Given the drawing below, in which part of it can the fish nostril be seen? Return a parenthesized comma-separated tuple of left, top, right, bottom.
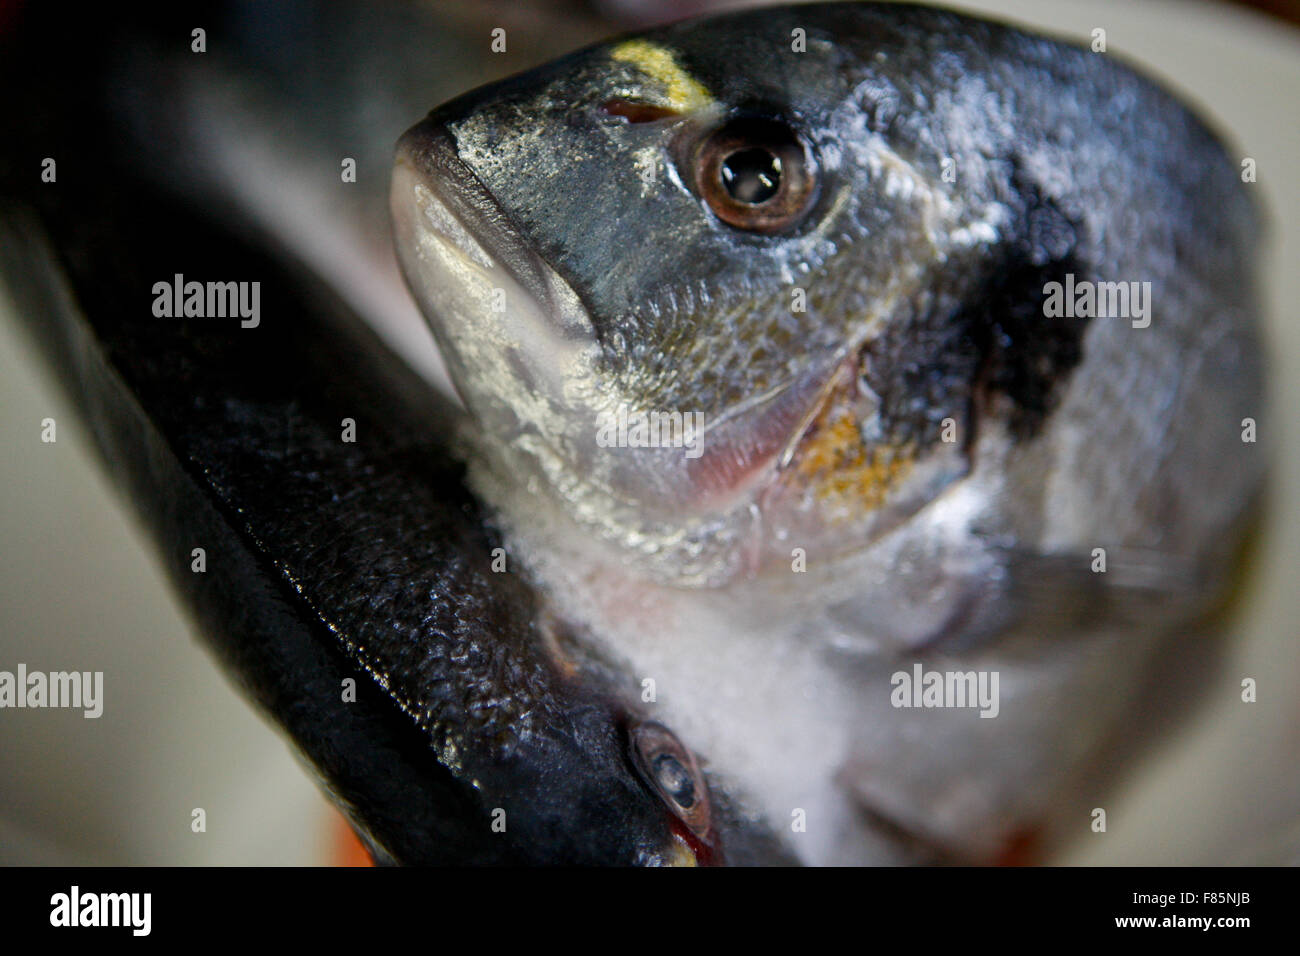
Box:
(600, 98, 682, 123)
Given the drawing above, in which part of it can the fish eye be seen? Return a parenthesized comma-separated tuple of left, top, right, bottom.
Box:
(629, 721, 712, 839)
(694, 117, 817, 233)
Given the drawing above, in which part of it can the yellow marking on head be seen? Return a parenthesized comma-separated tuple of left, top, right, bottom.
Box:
(609, 40, 713, 112)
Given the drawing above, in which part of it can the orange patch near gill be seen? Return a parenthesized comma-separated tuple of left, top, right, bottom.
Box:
(790, 403, 915, 519)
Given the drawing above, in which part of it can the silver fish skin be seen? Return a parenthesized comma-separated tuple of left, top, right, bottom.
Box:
(393, 3, 1266, 863)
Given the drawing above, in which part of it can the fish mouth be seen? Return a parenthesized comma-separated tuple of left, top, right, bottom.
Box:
(390, 120, 598, 421)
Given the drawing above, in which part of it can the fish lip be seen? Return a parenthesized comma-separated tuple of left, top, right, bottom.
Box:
(391, 116, 602, 476)
(391, 119, 594, 344)
(392, 121, 539, 302)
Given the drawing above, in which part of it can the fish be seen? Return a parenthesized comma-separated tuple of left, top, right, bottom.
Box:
(391, 2, 1267, 863)
(0, 0, 1270, 866)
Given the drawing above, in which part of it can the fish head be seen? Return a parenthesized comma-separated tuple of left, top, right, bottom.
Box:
(389, 3, 1265, 866)
(393, 7, 1028, 586)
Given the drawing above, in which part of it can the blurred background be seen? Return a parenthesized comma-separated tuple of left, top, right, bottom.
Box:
(1, 0, 1297, 864)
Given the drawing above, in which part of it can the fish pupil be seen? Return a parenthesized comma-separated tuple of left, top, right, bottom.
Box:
(721, 148, 782, 204)
(653, 752, 696, 808)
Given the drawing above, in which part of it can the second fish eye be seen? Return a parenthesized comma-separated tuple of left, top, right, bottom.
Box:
(694, 117, 817, 233)
(629, 721, 712, 839)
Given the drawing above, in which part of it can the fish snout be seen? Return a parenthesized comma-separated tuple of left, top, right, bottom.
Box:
(391, 120, 599, 429)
